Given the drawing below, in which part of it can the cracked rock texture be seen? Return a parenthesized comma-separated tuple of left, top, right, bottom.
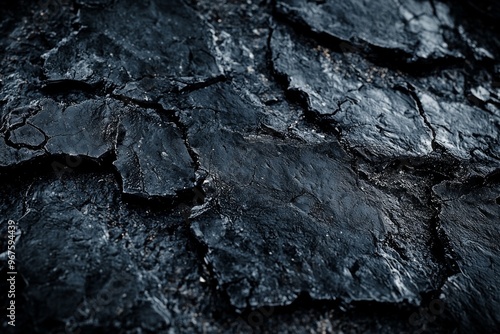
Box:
(0, 0, 499, 333)
(275, 0, 461, 61)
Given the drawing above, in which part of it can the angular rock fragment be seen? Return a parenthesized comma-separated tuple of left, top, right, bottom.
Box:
(275, 0, 461, 61)
(0, 140, 44, 167)
(113, 108, 194, 198)
(271, 28, 434, 158)
(1, 97, 195, 198)
(1, 98, 120, 165)
(277, 0, 460, 59)
(9, 123, 46, 149)
(180, 83, 442, 309)
(30, 99, 120, 157)
(43, 0, 221, 86)
(417, 91, 500, 170)
(1, 104, 46, 165)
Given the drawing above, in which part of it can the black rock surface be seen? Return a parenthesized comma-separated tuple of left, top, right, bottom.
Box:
(434, 180, 500, 332)
(0, 0, 499, 333)
(275, 0, 462, 61)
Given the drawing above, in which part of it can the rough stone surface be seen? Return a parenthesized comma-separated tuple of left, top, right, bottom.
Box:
(179, 82, 443, 310)
(275, 0, 462, 61)
(0, 0, 499, 333)
(113, 108, 194, 198)
(271, 26, 435, 159)
(434, 181, 500, 332)
(43, 0, 221, 85)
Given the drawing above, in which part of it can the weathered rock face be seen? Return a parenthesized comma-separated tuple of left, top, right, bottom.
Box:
(271, 26, 500, 169)
(43, 0, 221, 85)
(271, 26, 436, 159)
(434, 181, 500, 332)
(275, 0, 461, 61)
(1, 169, 222, 333)
(177, 82, 443, 310)
(113, 108, 194, 198)
(0, 0, 499, 333)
